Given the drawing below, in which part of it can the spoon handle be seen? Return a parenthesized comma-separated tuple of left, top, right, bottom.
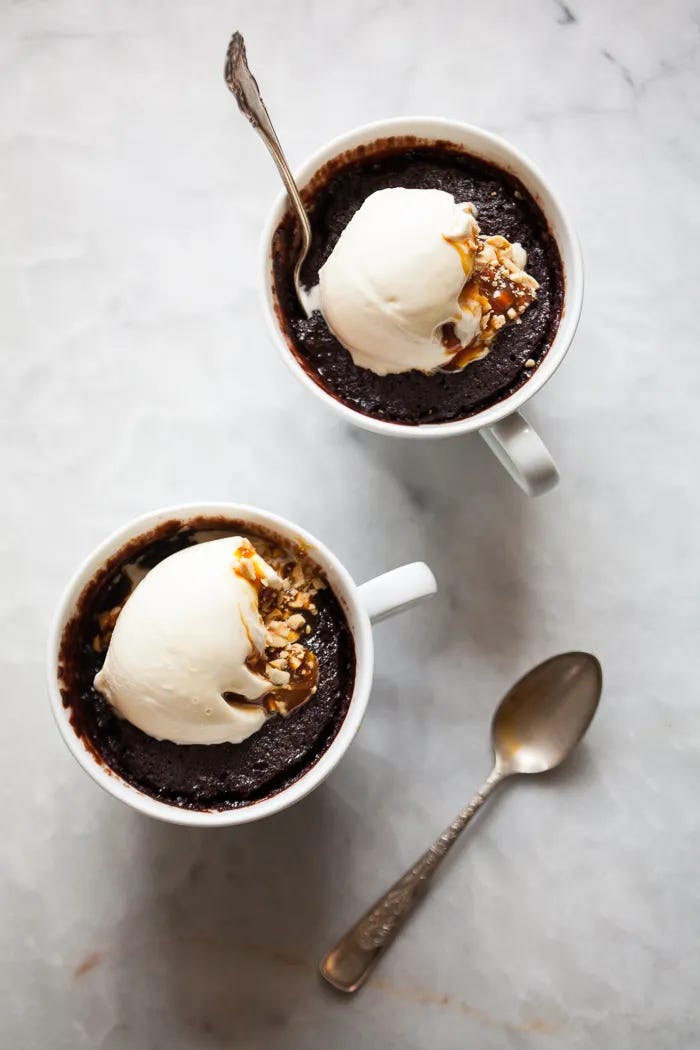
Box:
(224, 33, 311, 259)
(320, 767, 504, 993)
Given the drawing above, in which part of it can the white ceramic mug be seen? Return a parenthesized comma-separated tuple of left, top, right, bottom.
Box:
(260, 117, 584, 497)
(47, 502, 437, 827)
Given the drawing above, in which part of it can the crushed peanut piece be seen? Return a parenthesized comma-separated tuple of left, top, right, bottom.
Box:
(265, 630, 289, 649)
(266, 665, 291, 687)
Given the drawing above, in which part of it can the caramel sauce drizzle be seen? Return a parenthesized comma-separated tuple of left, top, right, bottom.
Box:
(439, 249, 537, 369)
(228, 544, 321, 719)
(223, 648, 318, 717)
(443, 234, 476, 277)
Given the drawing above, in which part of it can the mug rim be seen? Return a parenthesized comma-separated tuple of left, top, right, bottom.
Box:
(259, 115, 584, 438)
(46, 502, 374, 827)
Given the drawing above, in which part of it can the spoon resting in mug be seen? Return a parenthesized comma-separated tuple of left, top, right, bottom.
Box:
(224, 32, 313, 315)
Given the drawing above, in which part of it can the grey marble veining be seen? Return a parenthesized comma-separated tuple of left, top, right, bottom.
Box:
(1, 1, 699, 1047)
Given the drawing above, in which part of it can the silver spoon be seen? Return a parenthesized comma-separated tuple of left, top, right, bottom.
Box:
(224, 32, 312, 314)
(320, 651, 602, 993)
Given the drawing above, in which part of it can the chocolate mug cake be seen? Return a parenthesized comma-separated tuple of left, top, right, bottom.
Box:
(58, 517, 356, 811)
(271, 138, 565, 425)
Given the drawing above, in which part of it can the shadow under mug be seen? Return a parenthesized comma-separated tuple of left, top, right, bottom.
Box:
(260, 116, 584, 497)
(46, 503, 437, 828)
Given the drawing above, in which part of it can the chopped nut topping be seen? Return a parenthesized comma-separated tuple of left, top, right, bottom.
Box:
(291, 563, 305, 588)
(237, 556, 256, 582)
(245, 533, 326, 715)
(265, 631, 289, 649)
(266, 665, 291, 687)
(288, 591, 310, 609)
(441, 229, 539, 370)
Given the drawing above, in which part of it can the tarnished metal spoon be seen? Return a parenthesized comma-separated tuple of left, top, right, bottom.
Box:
(321, 651, 602, 993)
(224, 32, 312, 314)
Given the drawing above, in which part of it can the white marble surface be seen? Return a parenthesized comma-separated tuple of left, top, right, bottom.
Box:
(2, 0, 699, 1046)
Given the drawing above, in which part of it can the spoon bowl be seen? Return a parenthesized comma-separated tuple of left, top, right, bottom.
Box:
(492, 651, 602, 776)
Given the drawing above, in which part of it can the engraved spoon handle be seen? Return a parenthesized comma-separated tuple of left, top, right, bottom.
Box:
(224, 33, 311, 298)
(320, 767, 506, 993)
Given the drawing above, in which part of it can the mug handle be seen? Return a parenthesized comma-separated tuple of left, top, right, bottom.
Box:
(358, 563, 437, 624)
(480, 411, 559, 497)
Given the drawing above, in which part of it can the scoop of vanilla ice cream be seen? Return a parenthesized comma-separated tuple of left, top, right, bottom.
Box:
(94, 537, 284, 746)
(317, 188, 481, 375)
